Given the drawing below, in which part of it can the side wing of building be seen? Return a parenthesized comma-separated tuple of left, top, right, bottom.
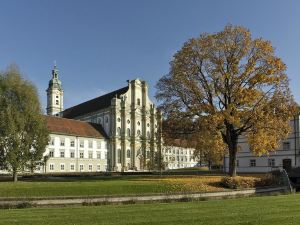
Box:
(41, 116, 109, 173)
(163, 146, 197, 169)
(224, 116, 300, 173)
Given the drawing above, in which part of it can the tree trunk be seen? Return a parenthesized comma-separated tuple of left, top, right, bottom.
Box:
(13, 170, 18, 182)
(229, 141, 237, 177)
(228, 149, 237, 177)
(224, 122, 238, 177)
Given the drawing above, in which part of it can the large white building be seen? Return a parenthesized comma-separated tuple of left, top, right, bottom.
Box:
(43, 65, 196, 172)
(224, 117, 300, 173)
(163, 146, 197, 169)
(43, 116, 109, 173)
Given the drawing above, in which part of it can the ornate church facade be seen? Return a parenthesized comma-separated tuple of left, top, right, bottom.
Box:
(46, 65, 163, 172)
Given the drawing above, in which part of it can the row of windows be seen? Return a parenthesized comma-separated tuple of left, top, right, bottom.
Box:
(168, 164, 196, 169)
(49, 163, 106, 172)
(49, 150, 107, 159)
(49, 138, 106, 149)
(165, 156, 194, 162)
(236, 159, 276, 167)
(116, 128, 154, 138)
(116, 119, 156, 128)
(115, 149, 153, 163)
(164, 149, 193, 155)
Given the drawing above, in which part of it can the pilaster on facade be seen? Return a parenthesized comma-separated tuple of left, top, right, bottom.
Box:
(121, 98, 127, 171)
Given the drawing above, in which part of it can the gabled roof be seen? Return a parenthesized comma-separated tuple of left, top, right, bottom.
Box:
(44, 116, 108, 139)
(62, 86, 129, 119)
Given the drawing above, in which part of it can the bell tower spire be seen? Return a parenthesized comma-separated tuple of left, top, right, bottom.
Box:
(46, 62, 64, 116)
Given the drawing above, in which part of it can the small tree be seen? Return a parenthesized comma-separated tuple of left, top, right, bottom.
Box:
(0, 65, 49, 182)
(42, 155, 50, 173)
(156, 25, 297, 177)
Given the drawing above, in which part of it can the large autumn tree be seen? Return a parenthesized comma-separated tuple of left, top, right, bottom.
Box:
(0, 65, 49, 182)
(156, 25, 297, 176)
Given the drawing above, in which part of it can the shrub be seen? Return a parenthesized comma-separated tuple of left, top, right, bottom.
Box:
(255, 173, 280, 187)
(220, 176, 257, 189)
(221, 174, 280, 189)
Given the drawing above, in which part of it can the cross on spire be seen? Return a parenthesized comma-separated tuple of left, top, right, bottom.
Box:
(52, 61, 58, 79)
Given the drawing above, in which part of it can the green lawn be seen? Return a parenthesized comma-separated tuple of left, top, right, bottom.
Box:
(0, 194, 299, 225)
(0, 175, 227, 198)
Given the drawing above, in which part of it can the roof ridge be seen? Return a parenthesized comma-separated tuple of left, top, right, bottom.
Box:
(44, 115, 108, 139)
(63, 86, 128, 112)
(44, 115, 98, 124)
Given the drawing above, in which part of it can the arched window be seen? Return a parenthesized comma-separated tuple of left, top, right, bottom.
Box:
(117, 127, 121, 136)
(127, 149, 131, 158)
(127, 128, 131, 137)
(56, 100, 59, 105)
(137, 130, 141, 136)
(137, 98, 140, 105)
(105, 116, 109, 123)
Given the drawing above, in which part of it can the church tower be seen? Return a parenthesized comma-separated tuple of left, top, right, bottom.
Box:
(46, 64, 64, 116)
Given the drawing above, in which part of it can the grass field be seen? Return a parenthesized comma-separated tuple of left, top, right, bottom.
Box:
(0, 194, 299, 225)
(0, 175, 229, 198)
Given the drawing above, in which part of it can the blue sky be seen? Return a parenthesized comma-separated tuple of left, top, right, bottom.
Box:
(0, 0, 299, 112)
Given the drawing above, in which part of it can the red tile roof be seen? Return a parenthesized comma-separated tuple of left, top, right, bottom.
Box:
(44, 116, 108, 139)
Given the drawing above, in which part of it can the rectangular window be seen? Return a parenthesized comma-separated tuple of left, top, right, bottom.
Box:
(60, 164, 65, 171)
(60, 151, 65, 158)
(88, 151, 93, 159)
(80, 152, 84, 158)
(88, 140, 93, 149)
(70, 140, 75, 147)
(50, 138, 55, 146)
(70, 151, 75, 158)
(80, 140, 84, 148)
(88, 164, 93, 171)
(250, 159, 256, 167)
(49, 150, 54, 157)
(49, 164, 54, 171)
(97, 141, 101, 149)
(79, 164, 84, 171)
(97, 164, 101, 171)
(97, 151, 101, 159)
(60, 139, 65, 147)
(283, 142, 290, 151)
(268, 158, 275, 167)
(70, 164, 75, 171)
